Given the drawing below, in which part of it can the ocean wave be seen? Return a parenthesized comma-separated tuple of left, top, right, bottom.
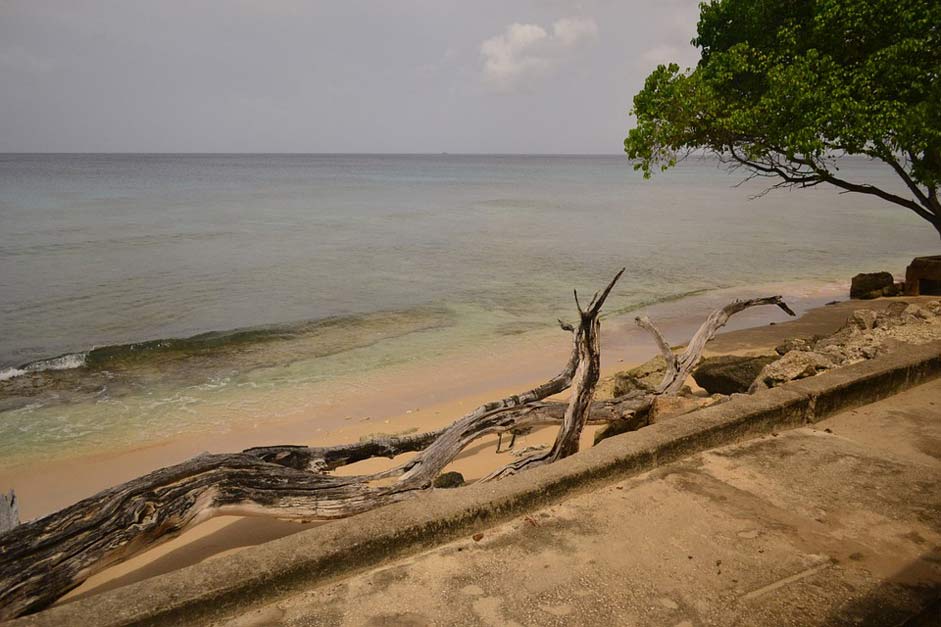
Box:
(1, 307, 455, 383)
(601, 288, 714, 319)
(0, 352, 88, 381)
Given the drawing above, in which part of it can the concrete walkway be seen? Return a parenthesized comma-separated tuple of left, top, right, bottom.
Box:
(221, 380, 941, 627)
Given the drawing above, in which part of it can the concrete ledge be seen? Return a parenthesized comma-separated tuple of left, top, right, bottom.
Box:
(787, 341, 941, 419)
(12, 341, 941, 626)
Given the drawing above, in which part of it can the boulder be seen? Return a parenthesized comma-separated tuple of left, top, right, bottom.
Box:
(692, 354, 778, 395)
(850, 272, 895, 299)
(432, 471, 464, 489)
(750, 351, 835, 391)
(904, 256, 941, 295)
(612, 355, 666, 396)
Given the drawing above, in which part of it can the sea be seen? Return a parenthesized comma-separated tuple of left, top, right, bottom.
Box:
(0, 153, 935, 468)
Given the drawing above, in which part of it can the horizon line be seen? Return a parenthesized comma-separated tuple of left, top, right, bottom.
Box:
(0, 151, 631, 157)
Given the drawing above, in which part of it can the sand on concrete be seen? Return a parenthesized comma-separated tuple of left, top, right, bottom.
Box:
(218, 377, 941, 627)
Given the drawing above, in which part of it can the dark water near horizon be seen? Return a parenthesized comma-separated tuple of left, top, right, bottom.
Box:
(0, 153, 936, 465)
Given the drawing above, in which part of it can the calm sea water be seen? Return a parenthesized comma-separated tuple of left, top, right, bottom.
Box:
(0, 154, 935, 465)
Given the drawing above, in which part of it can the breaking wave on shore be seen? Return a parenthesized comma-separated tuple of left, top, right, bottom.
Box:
(0, 353, 89, 382)
(0, 307, 456, 410)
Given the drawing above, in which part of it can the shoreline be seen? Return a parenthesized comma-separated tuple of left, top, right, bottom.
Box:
(26, 279, 915, 605)
(2, 277, 851, 523)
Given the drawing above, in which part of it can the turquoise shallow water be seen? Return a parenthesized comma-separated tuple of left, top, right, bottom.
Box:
(0, 154, 936, 466)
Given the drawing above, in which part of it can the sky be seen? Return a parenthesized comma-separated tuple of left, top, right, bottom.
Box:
(0, 0, 703, 153)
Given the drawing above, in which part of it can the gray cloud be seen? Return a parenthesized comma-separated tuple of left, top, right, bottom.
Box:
(0, 0, 703, 153)
(480, 17, 599, 90)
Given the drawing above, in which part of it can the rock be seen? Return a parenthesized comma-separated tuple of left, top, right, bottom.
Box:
(818, 343, 852, 364)
(648, 394, 707, 422)
(774, 337, 819, 356)
(750, 351, 836, 391)
(850, 272, 894, 299)
(904, 255, 941, 295)
(433, 471, 465, 489)
(848, 309, 877, 331)
(692, 355, 778, 395)
(611, 374, 654, 396)
(612, 355, 666, 396)
(883, 301, 911, 317)
(873, 301, 911, 330)
(903, 304, 932, 320)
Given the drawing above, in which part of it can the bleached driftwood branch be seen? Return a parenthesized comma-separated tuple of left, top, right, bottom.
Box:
(0, 490, 17, 534)
(636, 296, 796, 394)
(0, 275, 793, 619)
(0, 272, 625, 618)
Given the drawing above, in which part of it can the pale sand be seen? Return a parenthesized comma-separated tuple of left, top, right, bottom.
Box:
(1, 280, 870, 603)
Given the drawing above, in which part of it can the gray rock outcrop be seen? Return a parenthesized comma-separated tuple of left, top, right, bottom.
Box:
(850, 272, 895, 299)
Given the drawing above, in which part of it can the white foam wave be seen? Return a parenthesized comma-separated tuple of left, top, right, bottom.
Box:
(0, 352, 87, 381)
(0, 368, 25, 382)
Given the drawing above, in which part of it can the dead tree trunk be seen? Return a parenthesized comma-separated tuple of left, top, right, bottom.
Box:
(0, 276, 793, 620)
(482, 270, 621, 480)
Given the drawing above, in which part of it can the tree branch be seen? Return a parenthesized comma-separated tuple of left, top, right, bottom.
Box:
(645, 296, 795, 395)
(725, 144, 941, 231)
(634, 315, 677, 371)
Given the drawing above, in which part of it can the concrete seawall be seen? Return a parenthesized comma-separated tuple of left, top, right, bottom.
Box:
(11, 341, 941, 626)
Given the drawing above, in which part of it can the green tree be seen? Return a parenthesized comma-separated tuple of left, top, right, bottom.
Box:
(625, 0, 941, 236)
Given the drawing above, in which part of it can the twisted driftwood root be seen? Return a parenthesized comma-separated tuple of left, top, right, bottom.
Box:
(0, 275, 794, 619)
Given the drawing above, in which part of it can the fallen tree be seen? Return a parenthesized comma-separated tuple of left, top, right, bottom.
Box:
(0, 271, 795, 619)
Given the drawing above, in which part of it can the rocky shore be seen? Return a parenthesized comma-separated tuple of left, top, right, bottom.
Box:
(599, 297, 941, 435)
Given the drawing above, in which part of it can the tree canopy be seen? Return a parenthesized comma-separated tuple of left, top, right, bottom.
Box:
(625, 0, 941, 236)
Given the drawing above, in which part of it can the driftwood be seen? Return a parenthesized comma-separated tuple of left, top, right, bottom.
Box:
(0, 273, 794, 619)
(481, 276, 617, 480)
(636, 296, 796, 394)
(0, 491, 17, 535)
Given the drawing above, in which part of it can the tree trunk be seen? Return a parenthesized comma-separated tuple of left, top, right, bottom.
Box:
(482, 271, 621, 480)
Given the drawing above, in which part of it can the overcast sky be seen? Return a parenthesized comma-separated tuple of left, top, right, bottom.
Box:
(0, 1, 702, 153)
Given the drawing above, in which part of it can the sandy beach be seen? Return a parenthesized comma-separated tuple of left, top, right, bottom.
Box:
(7, 279, 888, 604)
